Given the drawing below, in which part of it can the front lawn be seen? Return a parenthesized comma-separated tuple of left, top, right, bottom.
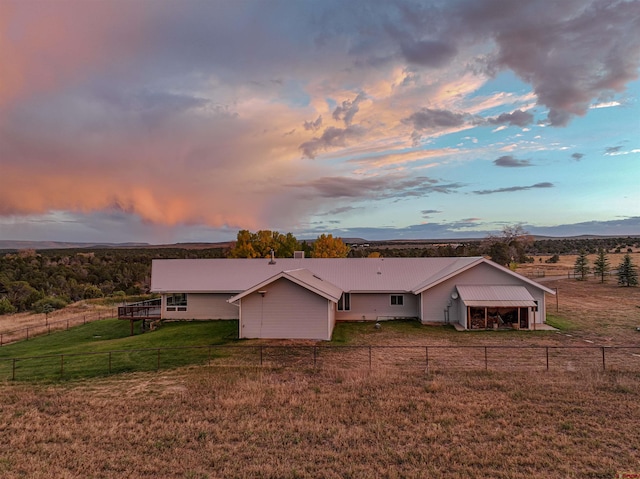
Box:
(0, 319, 238, 381)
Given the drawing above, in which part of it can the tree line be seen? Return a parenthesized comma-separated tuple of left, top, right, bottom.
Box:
(1, 229, 637, 315)
(573, 249, 638, 286)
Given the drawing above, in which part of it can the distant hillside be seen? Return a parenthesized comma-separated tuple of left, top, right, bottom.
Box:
(0, 240, 149, 251)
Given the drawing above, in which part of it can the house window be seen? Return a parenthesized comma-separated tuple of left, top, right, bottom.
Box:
(390, 294, 404, 306)
(338, 292, 351, 311)
(166, 293, 187, 312)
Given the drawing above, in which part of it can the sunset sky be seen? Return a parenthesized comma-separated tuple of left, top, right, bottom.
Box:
(1, 0, 639, 244)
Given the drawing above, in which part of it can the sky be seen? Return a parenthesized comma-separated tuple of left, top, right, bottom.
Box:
(1, 0, 639, 244)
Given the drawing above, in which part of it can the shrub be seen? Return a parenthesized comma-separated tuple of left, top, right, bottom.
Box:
(32, 296, 69, 314)
(545, 254, 560, 264)
(0, 297, 17, 315)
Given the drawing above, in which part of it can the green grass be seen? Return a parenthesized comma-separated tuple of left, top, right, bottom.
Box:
(331, 319, 460, 344)
(545, 314, 578, 331)
(0, 319, 238, 381)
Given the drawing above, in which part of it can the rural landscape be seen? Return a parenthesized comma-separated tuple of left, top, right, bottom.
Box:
(3, 1, 640, 477)
(1, 235, 639, 478)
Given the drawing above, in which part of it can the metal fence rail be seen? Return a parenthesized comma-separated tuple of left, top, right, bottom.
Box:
(2, 344, 640, 381)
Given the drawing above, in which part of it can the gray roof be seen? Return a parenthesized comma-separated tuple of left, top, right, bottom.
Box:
(456, 285, 538, 307)
(151, 256, 550, 294)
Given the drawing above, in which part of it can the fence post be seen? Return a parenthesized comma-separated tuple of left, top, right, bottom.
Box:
(60, 355, 64, 376)
(368, 346, 372, 370)
(84, 315, 86, 325)
(546, 347, 549, 371)
(602, 347, 606, 371)
(313, 346, 317, 368)
(26, 328, 29, 341)
(157, 349, 160, 370)
(1, 333, 3, 346)
(208, 346, 211, 366)
(109, 351, 112, 374)
(12, 358, 16, 380)
(484, 346, 488, 371)
(425, 346, 429, 373)
(48, 324, 51, 335)
(66, 319, 69, 330)
(260, 346, 263, 366)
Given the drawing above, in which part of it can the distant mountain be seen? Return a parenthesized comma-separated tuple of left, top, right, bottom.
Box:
(0, 240, 149, 251)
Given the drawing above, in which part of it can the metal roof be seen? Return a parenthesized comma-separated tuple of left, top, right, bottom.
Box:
(150, 257, 486, 294)
(456, 285, 537, 307)
(151, 257, 554, 296)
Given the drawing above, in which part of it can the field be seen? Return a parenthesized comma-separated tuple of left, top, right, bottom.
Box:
(1, 277, 640, 477)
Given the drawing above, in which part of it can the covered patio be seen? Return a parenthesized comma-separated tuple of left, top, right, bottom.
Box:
(456, 285, 538, 330)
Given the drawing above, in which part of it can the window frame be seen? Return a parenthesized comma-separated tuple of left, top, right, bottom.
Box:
(390, 294, 404, 306)
(166, 293, 188, 312)
(337, 292, 351, 311)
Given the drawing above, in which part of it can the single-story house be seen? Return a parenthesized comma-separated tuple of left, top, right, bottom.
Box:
(150, 256, 555, 340)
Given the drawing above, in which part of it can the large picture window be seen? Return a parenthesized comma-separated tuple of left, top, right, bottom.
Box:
(390, 294, 404, 306)
(337, 292, 351, 311)
(166, 293, 188, 312)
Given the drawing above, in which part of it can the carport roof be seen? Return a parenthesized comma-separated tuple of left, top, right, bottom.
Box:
(456, 285, 538, 307)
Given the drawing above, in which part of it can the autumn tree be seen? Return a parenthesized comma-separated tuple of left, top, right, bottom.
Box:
(227, 230, 301, 258)
(311, 234, 350, 258)
(593, 249, 610, 283)
(483, 225, 533, 266)
(228, 230, 259, 258)
(617, 254, 638, 287)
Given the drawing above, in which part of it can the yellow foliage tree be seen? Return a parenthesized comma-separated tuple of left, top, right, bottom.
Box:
(311, 234, 350, 258)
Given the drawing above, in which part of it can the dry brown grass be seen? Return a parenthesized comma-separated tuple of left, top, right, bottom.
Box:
(0, 302, 115, 344)
(519, 251, 640, 277)
(1, 367, 639, 478)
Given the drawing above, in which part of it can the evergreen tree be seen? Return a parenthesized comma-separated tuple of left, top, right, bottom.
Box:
(617, 254, 638, 287)
(593, 249, 610, 283)
(573, 250, 590, 281)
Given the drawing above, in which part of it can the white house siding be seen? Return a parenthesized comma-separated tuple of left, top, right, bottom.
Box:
(162, 293, 239, 320)
(421, 262, 548, 328)
(239, 278, 331, 340)
(336, 293, 419, 321)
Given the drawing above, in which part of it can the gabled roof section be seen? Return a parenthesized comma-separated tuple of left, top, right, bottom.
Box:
(227, 268, 342, 304)
(412, 257, 556, 295)
(456, 285, 537, 307)
(411, 257, 483, 293)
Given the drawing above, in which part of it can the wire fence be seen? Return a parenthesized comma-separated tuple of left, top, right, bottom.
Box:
(0, 309, 117, 346)
(2, 343, 640, 381)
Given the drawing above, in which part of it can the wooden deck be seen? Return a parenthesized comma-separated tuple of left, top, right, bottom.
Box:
(117, 304, 161, 335)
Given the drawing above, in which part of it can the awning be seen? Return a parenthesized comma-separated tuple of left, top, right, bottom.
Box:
(456, 285, 537, 308)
